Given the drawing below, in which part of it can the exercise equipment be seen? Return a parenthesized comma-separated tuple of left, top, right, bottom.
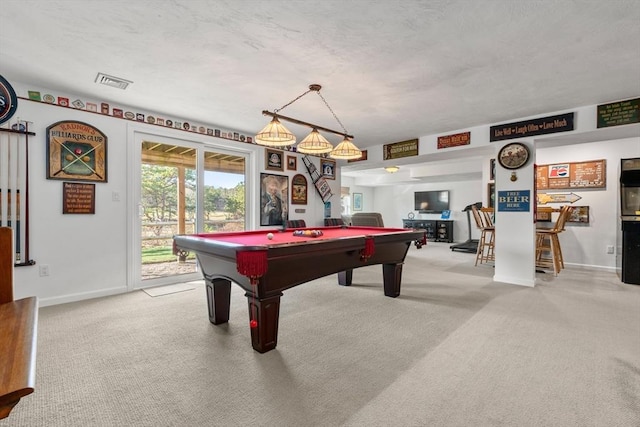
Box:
(450, 202, 482, 253)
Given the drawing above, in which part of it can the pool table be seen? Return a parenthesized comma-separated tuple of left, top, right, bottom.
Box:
(173, 226, 426, 353)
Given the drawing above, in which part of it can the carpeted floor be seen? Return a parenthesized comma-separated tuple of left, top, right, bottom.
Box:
(142, 283, 196, 297)
(2, 243, 639, 426)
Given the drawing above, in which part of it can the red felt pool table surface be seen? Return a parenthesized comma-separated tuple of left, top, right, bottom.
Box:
(189, 226, 411, 246)
(174, 225, 426, 353)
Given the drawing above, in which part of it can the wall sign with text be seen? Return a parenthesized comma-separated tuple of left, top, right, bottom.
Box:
(383, 139, 418, 160)
(47, 121, 108, 182)
(437, 131, 470, 149)
(63, 182, 95, 214)
(597, 98, 639, 128)
(497, 190, 530, 212)
(490, 113, 574, 142)
(0, 74, 18, 125)
(536, 159, 606, 190)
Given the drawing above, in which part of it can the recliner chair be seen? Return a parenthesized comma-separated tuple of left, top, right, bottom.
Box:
(350, 212, 384, 227)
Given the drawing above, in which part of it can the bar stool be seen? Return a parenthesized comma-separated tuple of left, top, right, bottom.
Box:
(471, 205, 495, 266)
(536, 206, 573, 275)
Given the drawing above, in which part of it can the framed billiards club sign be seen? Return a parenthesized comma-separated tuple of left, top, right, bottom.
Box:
(46, 120, 108, 182)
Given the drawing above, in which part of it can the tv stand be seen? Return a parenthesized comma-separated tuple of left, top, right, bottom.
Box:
(403, 219, 453, 243)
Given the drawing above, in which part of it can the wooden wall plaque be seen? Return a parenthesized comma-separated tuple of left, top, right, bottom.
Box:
(437, 131, 470, 149)
(597, 98, 639, 128)
(536, 159, 606, 190)
(63, 182, 95, 214)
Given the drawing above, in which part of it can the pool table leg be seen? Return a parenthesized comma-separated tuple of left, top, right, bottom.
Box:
(382, 263, 404, 297)
(338, 269, 353, 286)
(246, 292, 282, 353)
(205, 278, 231, 324)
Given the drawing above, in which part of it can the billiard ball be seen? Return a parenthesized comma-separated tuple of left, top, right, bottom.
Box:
(267, 233, 274, 240)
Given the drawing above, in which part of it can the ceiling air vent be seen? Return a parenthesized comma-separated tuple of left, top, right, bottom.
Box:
(95, 73, 133, 90)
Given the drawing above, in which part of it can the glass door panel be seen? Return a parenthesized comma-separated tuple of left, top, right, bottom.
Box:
(138, 141, 247, 283)
(140, 141, 197, 281)
(203, 149, 246, 233)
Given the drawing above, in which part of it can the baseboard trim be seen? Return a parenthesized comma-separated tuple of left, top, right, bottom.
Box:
(38, 286, 128, 307)
(564, 263, 617, 272)
(493, 274, 535, 287)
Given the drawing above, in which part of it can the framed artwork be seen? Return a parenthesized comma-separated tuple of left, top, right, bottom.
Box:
(490, 158, 496, 181)
(487, 183, 495, 208)
(287, 155, 297, 171)
(567, 206, 589, 223)
(353, 192, 363, 211)
(315, 178, 332, 200)
(321, 158, 336, 179)
(265, 148, 284, 171)
(291, 174, 307, 205)
(536, 211, 552, 222)
(46, 120, 108, 182)
(348, 149, 368, 163)
(260, 173, 288, 226)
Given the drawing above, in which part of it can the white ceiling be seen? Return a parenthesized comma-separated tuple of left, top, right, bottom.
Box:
(2, 0, 639, 184)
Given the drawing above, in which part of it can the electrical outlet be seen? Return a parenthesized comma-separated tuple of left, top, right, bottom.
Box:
(606, 245, 614, 254)
(39, 265, 50, 276)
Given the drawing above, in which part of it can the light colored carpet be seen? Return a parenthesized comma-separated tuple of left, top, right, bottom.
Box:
(2, 243, 638, 427)
(142, 282, 196, 297)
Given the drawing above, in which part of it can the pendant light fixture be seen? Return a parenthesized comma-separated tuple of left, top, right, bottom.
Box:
(255, 84, 363, 160)
(255, 116, 296, 147)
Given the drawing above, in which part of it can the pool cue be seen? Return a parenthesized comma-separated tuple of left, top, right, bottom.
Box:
(18, 122, 34, 266)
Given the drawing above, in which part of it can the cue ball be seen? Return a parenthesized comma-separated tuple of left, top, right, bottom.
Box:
(267, 233, 274, 240)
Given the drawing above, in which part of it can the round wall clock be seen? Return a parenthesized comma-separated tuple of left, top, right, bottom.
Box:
(497, 142, 530, 170)
(408, 212, 415, 219)
(0, 74, 18, 125)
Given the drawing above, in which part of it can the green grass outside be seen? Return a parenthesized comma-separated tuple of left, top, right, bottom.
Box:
(141, 246, 196, 264)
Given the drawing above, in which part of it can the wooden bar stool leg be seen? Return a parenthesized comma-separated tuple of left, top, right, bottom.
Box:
(549, 234, 560, 276)
(475, 230, 485, 266)
(487, 230, 495, 261)
(555, 234, 565, 269)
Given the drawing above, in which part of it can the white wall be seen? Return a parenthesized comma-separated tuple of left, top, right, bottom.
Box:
(10, 82, 340, 305)
(361, 137, 639, 273)
(536, 137, 640, 269)
(373, 181, 483, 240)
(6, 78, 638, 304)
(15, 101, 130, 305)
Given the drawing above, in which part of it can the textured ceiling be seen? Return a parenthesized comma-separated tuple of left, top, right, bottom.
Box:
(1, 0, 639, 182)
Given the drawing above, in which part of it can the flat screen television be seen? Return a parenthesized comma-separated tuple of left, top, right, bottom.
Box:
(414, 190, 450, 213)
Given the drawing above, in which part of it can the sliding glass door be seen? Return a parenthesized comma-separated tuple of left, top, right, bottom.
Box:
(129, 131, 248, 289)
(140, 141, 198, 281)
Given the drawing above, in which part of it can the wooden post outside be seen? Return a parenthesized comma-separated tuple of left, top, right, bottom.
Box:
(176, 167, 186, 262)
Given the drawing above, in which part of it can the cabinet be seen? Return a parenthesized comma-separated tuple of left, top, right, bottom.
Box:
(621, 220, 640, 285)
(402, 219, 453, 243)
